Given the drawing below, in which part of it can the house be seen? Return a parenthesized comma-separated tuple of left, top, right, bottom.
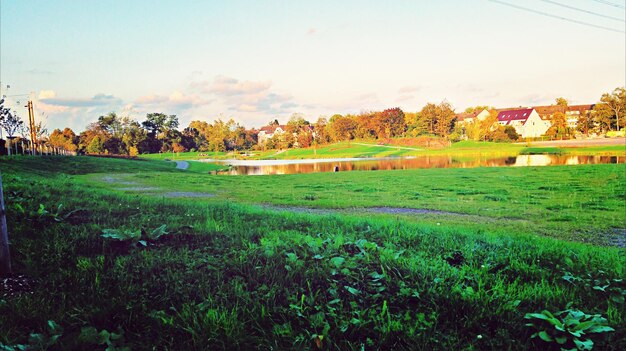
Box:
(257, 124, 316, 147)
(497, 108, 550, 138)
(257, 124, 286, 144)
(455, 109, 491, 126)
(533, 104, 595, 128)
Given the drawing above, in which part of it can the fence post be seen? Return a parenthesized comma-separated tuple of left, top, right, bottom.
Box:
(0, 171, 12, 276)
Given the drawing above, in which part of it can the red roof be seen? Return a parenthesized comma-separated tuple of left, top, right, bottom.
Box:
(455, 111, 479, 121)
(259, 125, 286, 133)
(497, 108, 534, 125)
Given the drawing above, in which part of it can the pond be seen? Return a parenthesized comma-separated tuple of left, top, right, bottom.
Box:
(201, 155, 625, 175)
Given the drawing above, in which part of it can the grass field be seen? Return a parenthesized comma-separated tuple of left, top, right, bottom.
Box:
(83, 159, 626, 245)
(1, 156, 625, 350)
(140, 140, 626, 162)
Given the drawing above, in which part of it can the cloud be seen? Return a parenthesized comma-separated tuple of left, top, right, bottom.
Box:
(192, 75, 299, 114)
(134, 91, 212, 112)
(398, 86, 421, 94)
(40, 93, 123, 107)
(206, 75, 271, 96)
(38, 90, 56, 99)
(396, 95, 414, 102)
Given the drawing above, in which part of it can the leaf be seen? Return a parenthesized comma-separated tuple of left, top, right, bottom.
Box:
(555, 335, 568, 344)
(37, 204, 48, 216)
(149, 224, 168, 240)
(573, 338, 594, 350)
(312, 254, 324, 260)
(538, 331, 553, 342)
(79, 327, 100, 343)
(586, 325, 615, 333)
(345, 286, 360, 295)
(138, 240, 147, 247)
(610, 294, 625, 304)
(525, 312, 552, 321)
(329, 257, 345, 268)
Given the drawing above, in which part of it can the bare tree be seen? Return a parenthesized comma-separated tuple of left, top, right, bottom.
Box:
(0, 99, 24, 156)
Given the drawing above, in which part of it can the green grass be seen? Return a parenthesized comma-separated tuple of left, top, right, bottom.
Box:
(81, 159, 626, 245)
(138, 140, 626, 161)
(1, 156, 624, 350)
(185, 161, 229, 173)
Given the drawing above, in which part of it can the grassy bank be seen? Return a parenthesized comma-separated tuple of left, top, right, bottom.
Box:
(1, 156, 624, 350)
(139, 140, 626, 162)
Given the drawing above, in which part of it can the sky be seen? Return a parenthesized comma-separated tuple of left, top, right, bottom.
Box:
(1, 0, 625, 133)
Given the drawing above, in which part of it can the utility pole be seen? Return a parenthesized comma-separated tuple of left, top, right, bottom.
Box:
(0, 171, 11, 276)
(27, 101, 36, 155)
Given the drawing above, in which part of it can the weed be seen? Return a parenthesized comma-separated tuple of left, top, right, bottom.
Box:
(525, 309, 614, 350)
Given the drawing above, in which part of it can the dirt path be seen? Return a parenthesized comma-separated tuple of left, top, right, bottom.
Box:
(174, 161, 189, 170)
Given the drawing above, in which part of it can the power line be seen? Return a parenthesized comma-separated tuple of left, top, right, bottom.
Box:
(489, 0, 625, 34)
(540, 0, 625, 22)
(588, 0, 626, 9)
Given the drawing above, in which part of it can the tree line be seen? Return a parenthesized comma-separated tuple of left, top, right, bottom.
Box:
(1, 87, 624, 155)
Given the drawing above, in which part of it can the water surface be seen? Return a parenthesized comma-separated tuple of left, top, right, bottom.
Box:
(202, 155, 624, 175)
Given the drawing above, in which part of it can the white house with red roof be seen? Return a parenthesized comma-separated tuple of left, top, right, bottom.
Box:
(455, 109, 491, 126)
(258, 124, 287, 144)
(497, 108, 550, 138)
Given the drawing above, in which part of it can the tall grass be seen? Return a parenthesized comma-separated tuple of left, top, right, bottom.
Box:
(0, 156, 624, 350)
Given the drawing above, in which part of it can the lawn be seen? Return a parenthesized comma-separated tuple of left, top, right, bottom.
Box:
(82, 159, 626, 245)
(138, 140, 626, 162)
(0, 156, 624, 350)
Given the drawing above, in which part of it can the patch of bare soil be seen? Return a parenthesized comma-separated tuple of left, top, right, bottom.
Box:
(101, 176, 136, 185)
(607, 228, 626, 248)
(260, 205, 335, 215)
(162, 192, 215, 198)
(364, 207, 455, 216)
(118, 187, 160, 191)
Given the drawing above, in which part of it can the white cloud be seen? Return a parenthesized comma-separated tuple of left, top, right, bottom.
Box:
(191, 75, 299, 114)
(38, 90, 56, 99)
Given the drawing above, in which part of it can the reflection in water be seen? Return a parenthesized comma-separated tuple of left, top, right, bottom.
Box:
(214, 155, 624, 175)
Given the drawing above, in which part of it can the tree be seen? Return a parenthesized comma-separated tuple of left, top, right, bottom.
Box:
(121, 119, 147, 155)
(0, 100, 24, 156)
(49, 128, 78, 152)
(546, 112, 571, 139)
(171, 142, 186, 155)
(599, 87, 626, 131)
(330, 115, 357, 142)
(416, 101, 456, 137)
(576, 110, 594, 136)
(591, 103, 614, 133)
(314, 117, 330, 144)
(555, 97, 569, 113)
(141, 113, 179, 153)
(377, 108, 406, 139)
(86, 136, 105, 154)
(503, 126, 520, 141)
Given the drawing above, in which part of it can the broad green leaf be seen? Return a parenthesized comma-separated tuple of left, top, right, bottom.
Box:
(586, 325, 615, 333)
(538, 331, 553, 342)
(573, 338, 593, 350)
(149, 224, 168, 240)
(345, 286, 361, 295)
(329, 257, 345, 268)
(555, 336, 568, 344)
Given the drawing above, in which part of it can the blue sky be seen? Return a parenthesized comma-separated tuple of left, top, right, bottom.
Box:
(1, 0, 624, 132)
